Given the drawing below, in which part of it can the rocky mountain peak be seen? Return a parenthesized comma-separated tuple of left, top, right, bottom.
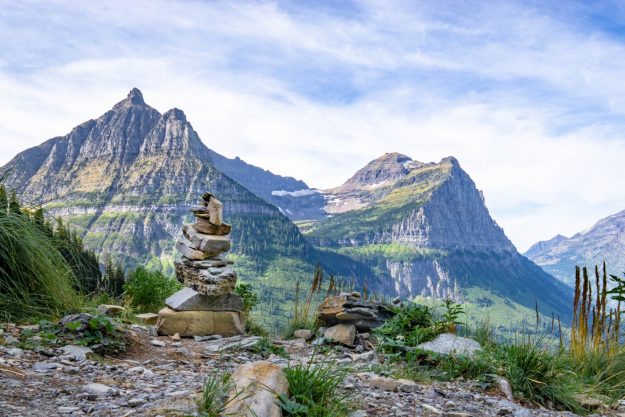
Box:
(164, 108, 187, 123)
(333, 152, 421, 193)
(112, 88, 147, 110)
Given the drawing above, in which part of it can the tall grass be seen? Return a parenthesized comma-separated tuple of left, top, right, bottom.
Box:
(0, 210, 82, 321)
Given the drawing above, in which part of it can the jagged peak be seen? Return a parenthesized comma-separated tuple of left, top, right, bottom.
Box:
(112, 88, 148, 110)
(163, 108, 187, 123)
(440, 156, 459, 166)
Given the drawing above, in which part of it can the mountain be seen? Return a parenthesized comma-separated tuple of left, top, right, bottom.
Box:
(2, 89, 573, 326)
(207, 151, 326, 221)
(525, 210, 625, 286)
(0, 89, 382, 328)
(304, 153, 572, 321)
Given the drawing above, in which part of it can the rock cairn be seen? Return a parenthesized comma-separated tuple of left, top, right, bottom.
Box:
(156, 193, 245, 337)
(317, 292, 395, 332)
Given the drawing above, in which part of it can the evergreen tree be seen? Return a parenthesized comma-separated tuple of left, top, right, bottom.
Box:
(0, 185, 7, 214)
(8, 191, 21, 215)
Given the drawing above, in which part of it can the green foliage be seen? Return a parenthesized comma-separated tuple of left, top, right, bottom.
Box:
(66, 314, 126, 353)
(251, 337, 288, 359)
(197, 369, 235, 417)
(245, 317, 269, 337)
(373, 303, 438, 354)
(0, 200, 82, 321)
(279, 357, 351, 417)
(235, 282, 260, 315)
(123, 267, 182, 313)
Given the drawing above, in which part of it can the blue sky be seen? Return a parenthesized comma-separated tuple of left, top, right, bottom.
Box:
(2, 0, 625, 251)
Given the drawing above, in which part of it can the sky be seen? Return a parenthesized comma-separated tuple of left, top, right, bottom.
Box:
(2, 0, 625, 251)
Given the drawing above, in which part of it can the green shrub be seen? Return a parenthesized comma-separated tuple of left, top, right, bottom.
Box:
(373, 303, 438, 353)
(279, 357, 351, 417)
(251, 337, 288, 358)
(123, 267, 181, 313)
(0, 208, 82, 321)
(234, 282, 260, 315)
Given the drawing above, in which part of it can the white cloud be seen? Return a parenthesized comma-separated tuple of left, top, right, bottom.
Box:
(1, 0, 625, 252)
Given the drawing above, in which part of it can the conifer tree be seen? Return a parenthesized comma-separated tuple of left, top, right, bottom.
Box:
(8, 191, 21, 215)
(0, 185, 7, 213)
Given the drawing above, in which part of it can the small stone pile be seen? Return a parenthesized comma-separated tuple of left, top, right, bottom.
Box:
(156, 193, 245, 337)
(317, 292, 395, 332)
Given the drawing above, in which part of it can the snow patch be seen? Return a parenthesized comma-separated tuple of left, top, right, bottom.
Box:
(271, 189, 319, 197)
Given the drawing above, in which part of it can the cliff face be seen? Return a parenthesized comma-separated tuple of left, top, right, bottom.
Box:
(525, 210, 625, 286)
(306, 154, 570, 318)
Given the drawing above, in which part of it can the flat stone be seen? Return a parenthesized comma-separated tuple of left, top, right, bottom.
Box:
(32, 362, 62, 372)
(192, 220, 231, 236)
(136, 313, 159, 325)
(6, 348, 24, 357)
(97, 304, 126, 316)
(224, 361, 288, 417)
(182, 257, 233, 269)
(416, 333, 482, 357)
(182, 226, 231, 257)
(82, 383, 116, 396)
(176, 236, 210, 260)
(150, 339, 166, 347)
(156, 308, 245, 337)
(165, 287, 243, 311)
(59, 345, 92, 361)
(324, 324, 356, 346)
(194, 335, 223, 342)
(175, 262, 237, 296)
(203, 336, 262, 353)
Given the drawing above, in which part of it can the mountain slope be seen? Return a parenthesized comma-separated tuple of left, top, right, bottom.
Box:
(525, 210, 625, 286)
(0, 89, 384, 328)
(306, 153, 572, 320)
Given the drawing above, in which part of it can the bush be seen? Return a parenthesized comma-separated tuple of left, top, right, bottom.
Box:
(234, 282, 260, 315)
(373, 303, 438, 353)
(0, 208, 82, 321)
(197, 369, 235, 417)
(123, 267, 181, 313)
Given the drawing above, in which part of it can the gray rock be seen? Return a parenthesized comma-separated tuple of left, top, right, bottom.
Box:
(82, 383, 116, 397)
(147, 325, 158, 337)
(59, 345, 93, 361)
(175, 262, 238, 296)
(150, 339, 166, 347)
(416, 333, 481, 357)
(513, 410, 534, 417)
(204, 336, 262, 353)
(182, 226, 231, 257)
(324, 324, 356, 345)
(128, 397, 146, 407)
(194, 335, 223, 342)
(32, 362, 62, 372)
(165, 287, 243, 311)
(6, 348, 24, 357)
(293, 329, 314, 341)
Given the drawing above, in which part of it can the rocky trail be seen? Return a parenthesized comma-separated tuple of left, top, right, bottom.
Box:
(0, 323, 618, 417)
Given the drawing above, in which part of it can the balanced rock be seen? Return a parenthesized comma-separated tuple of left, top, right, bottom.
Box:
(175, 262, 237, 296)
(156, 308, 245, 337)
(317, 295, 394, 332)
(175, 235, 210, 261)
(193, 219, 231, 236)
(166, 287, 243, 311)
(179, 228, 231, 258)
(224, 361, 288, 417)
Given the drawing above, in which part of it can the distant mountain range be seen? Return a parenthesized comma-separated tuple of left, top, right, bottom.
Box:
(525, 210, 625, 286)
(1, 89, 572, 325)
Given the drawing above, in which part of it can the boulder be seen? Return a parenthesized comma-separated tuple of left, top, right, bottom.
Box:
(223, 361, 287, 417)
(293, 329, 314, 341)
(165, 287, 243, 311)
(416, 333, 482, 357)
(175, 262, 237, 296)
(135, 313, 159, 325)
(156, 308, 245, 337)
(324, 324, 356, 345)
(182, 226, 231, 256)
(96, 304, 125, 316)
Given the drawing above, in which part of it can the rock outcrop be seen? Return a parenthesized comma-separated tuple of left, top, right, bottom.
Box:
(156, 193, 245, 337)
(317, 294, 395, 332)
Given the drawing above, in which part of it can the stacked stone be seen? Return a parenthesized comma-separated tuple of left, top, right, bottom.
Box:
(317, 293, 395, 332)
(156, 193, 245, 337)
